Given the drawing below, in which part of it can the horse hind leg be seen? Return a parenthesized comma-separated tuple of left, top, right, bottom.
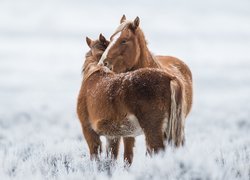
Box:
(123, 137, 135, 165)
(138, 116, 165, 155)
(144, 129, 165, 155)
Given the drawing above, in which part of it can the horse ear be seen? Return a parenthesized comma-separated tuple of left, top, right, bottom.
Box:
(99, 33, 106, 43)
(131, 16, 140, 30)
(120, 14, 126, 24)
(99, 33, 109, 46)
(86, 36, 92, 47)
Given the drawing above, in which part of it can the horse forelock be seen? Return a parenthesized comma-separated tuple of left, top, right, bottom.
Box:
(111, 20, 133, 39)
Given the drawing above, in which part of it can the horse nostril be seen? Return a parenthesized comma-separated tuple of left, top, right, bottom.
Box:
(104, 62, 108, 66)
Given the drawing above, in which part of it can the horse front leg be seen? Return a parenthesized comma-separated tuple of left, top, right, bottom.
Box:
(123, 137, 135, 165)
(106, 137, 121, 160)
(82, 125, 102, 160)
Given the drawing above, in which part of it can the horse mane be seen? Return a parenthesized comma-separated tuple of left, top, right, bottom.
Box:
(82, 51, 112, 82)
(111, 20, 133, 38)
(82, 51, 92, 73)
(82, 51, 102, 82)
(134, 26, 163, 69)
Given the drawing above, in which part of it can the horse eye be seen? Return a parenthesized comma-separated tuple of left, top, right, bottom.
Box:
(121, 40, 126, 44)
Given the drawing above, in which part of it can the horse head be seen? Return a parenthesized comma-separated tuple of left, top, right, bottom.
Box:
(98, 15, 144, 73)
(86, 34, 109, 61)
(83, 34, 109, 74)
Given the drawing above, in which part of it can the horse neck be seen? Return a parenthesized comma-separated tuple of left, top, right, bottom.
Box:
(135, 29, 159, 69)
(83, 55, 100, 80)
(83, 54, 113, 83)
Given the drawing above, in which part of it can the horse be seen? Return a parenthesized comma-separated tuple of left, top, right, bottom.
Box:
(98, 15, 193, 160)
(78, 34, 135, 164)
(77, 34, 185, 165)
(98, 15, 193, 117)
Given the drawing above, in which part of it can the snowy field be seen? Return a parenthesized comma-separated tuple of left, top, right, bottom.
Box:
(1, 0, 250, 179)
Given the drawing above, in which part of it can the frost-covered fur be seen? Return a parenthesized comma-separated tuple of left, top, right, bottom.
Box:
(77, 36, 185, 165)
(99, 15, 192, 146)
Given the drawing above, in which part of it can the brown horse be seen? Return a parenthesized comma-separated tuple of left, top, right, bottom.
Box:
(78, 34, 135, 164)
(77, 34, 185, 165)
(98, 15, 193, 117)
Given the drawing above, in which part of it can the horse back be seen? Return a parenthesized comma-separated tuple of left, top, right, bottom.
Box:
(83, 72, 128, 123)
(123, 69, 172, 116)
(156, 56, 193, 116)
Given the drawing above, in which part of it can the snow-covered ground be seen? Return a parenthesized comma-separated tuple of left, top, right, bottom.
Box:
(0, 0, 250, 179)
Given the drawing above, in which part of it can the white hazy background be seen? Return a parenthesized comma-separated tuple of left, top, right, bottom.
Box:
(0, 0, 250, 179)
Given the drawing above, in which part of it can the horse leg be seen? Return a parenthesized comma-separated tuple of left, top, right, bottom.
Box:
(138, 117, 165, 155)
(82, 125, 102, 160)
(106, 137, 121, 160)
(144, 128, 165, 155)
(123, 137, 135, 165)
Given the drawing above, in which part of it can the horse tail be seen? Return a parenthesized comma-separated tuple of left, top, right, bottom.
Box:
(166, 78, 185, 147)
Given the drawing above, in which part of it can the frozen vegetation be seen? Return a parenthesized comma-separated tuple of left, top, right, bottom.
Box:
(0, 0, 250, 179)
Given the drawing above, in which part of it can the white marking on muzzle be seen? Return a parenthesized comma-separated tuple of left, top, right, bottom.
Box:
(98, 32, 121, 65)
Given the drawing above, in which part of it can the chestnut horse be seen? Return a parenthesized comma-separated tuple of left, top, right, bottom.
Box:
(78, 34, 135, 164)
(77, 34, 185, 165)
(98, 15, 192, 117)
(98, 16, 192, 143)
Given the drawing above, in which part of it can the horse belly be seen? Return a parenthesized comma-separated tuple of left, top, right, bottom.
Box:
(121, 114, 143, 137)
(94, 114, 143, 137)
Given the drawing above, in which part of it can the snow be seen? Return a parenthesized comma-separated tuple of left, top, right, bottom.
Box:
(0, 0, 250, 179)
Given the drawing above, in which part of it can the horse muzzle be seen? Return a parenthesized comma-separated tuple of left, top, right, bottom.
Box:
(102, 59, 113, 70)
